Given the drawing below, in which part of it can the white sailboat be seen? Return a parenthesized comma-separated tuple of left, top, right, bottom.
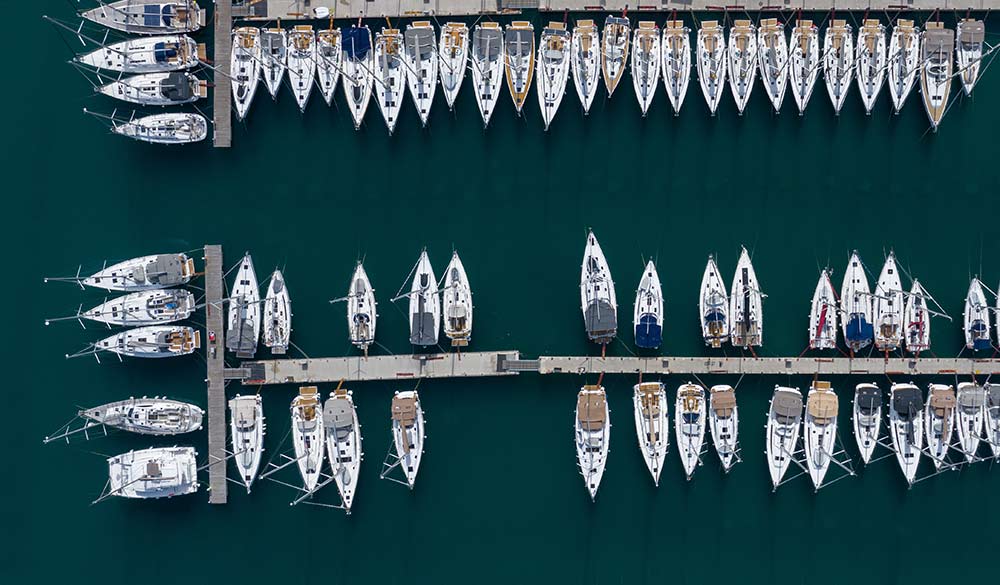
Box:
(324, 387, 362, 512)
(920, 22, 954, 131)
(231, 27, 261, 119)
(887, 20, 920, 113)
(804, 381, 838, 490)
(955, 382, 985, 462)
(342, 25, 374, 131)
(100, 71, 206, 106)
(675, 382, 706, 480)
(346, 263, 377, 353)
(757, 18, 788, 113)
(439, 22, 469, 110)
(76, 35, 202, 73)
(505, 21, 536, 115)
(904, 279, 931, 354)
(291, 386, 325, 494)
(580, 230, 617, 345)
(286, 25, 316, 112)
(632, 382, 668, 485)
(81, 397, 203, 435)
(374, 28, 405, 135)
(823, 20, 854, 115)
(873, 253, 904, 351)
(964, 278, 991, 351)
(576, 385, 610, 500)
(70, 253, 194, 292)
(728, 20, 757, 115)
(260, 28, 287, 99)
(661, 20, 691, 115)
(111, 112, 207, 144)
(852, 383, 881, 464)
(571, 20, 600, 114)
(633, 261, 663, 349)
(601, 15, 630, 97)
(986, 384, 1000, 458)
(471, 23, 504, 127)
(229, 394, 264, 493)
(106, 446, 198, 499)
(889, 382, 924, 485)
(404, 21, 438, 127)
(226, 253, 260, 358)
(67, 289, 195, 326)
(925, 384, 956, 469)
(93, 325, 200, 358)
(729, 247, 762, 349)
(262, 270, 291, 355)
(956, 19, 985, 96)
(709, 385, 739, 471)
(841, 251, 873, 353)
(696, 20, 727, 115)
(442, 251, 473, 346)
(789, 20, 820, 115)
(631, 22, 661, 117)
(82, 1, 203, 35)
(700, 255, 729, 348)
(808, 269, 838, 350)
(390, 390, 425, 489)
(537, 22, 572, 131)
(767, 386, 803, 489)
(855, 19, 886, 115)
(315, 26, 342, 105)
(408, 250, 440, 347)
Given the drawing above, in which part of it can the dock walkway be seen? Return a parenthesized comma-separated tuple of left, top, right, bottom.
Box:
(204, 245, 228, 504)
(213, 1, 232, 148)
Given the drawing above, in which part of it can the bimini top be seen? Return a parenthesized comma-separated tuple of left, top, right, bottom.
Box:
(922, 26, 954, 61)
(405, 26, 435, 60)
(505, 26, 534, 58)
(159, 72, 196, 101)
(959, 20, 985, 43)
(324, 398, 355, 438)
(577, 389, 607, 428)
(343, 26, 372, 60)
(635, 314, 662, 348)
(808, 388, 839, 422)
(711, 387, 736, 417)
(473, 26, 502, 61)
(772, 390, 803, 423)
(391, 395, 417, 426)
(958, 386, 986, 409)
(584, 300, 617, 341)
(988, 384, 1000, 407)
(856, 385, 881, 415)
(929, 386, 956, 415)
(846, 314, 875, 344)
(892, 386, 923, 419)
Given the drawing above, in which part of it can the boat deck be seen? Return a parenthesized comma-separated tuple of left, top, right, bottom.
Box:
(204, 245, 228, 503)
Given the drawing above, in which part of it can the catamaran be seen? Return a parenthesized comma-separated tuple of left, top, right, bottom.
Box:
(390, 390, 425, 489)
(602, 16, 630, 97)
(571, 20, 600, 114)
(111, 112, 207, 144)
(260, 28, 287, 99)
(537, 22, 572, 131)
(580, 230, 617, 345)
(374, 28, 405, 134)
(925, 384, 956, 469)
(316, 26, 342, 106)
(70, 289, 196, 326)
(729, 247, 762, 349)
(408, 250, 440, 347)
(709, 385, 739, 471)
(696, 21, 727, 115)
(324, 387, 362, 512)
(841, 251, 873, 353)
(100, 71, 206, 106)
(404, 22, 438, 126)
(262, 270, 291, 355)
(632, 22, 661, 116)
(804, 381, 838, 490)
(889, 382, 923, 485)
(873, 253, 904, 351)
(808, 269, 838, 350)
(81, 397, 203, 435)
(675, 382, 706, 480)
(76, 35, 202, 73)
(956, 19, 985, 96)
(920, 22, 954, 131)
(106, 446, 197, 499)
(964, 278, 991, 351)
(955, 382, 985, 462)
(766, 386, 803, 490)
(661, 20, 691, 115)
(855, 19, 887, 114)
(439, 22, 469, 110)
(347, 262, 377, 353)
(757, 18, 788, 113)
(471, 23, 504, 127)
(700, 255, 729, 348)
(823, 20, 854, 115)
(887, 20, 920, 113)
(81, 1, 205, 35)
(633, 261, 663, 349)
(93, 325, 200, 358)
(632, 382, 668, 485)
(62, 253, 194, 292)
(576, 385, 610, 500)
(442, 251, 473, 347)
(728, 20, 758, 115)
(231, 27, 261, 119)
(342, 25, 374, 131)
(291, 386, 325, 494)
(226, 253, 260, 358)
(505, 21, 536, 115)
(986, 384, 1000, 458)
(286, 25, 316, 112)
(789, 19, 820, 115)
(852, 383, 881, 464)
(904, 279, 931, 354)
(228, 394, 264, 493)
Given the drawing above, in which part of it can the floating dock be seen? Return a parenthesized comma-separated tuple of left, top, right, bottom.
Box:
(213, 1, 233, 148)
(204, 245, 228, 504)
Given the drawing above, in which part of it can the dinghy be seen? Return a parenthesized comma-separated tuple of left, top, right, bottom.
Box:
(408, 250, 440, 347)
(112, 112, 207, 144)
(262, 270, 291, 355)
(404, 21, 438, 126)
(346, 263, 377, 353)
(471, 23, 504, 127)
(904, 280, 931, 354)
(231, 27, 261, 119)
(100, 71, 207, 106)
(964, 278, 991, 351)
(855, 19, 887, 114)
(81, 397, 203, 435)
(808, 269, 838, 350)
(228, 394, 264, 493)
(74, 253, 194, 292)
(920, 23, 954, 131)
(342, 25, 374, 130)
(661, 20, 691, 115)
(74, 289, 195, 326)
(260, 28, 287, 99)
(576, 385, 610, 500)
(700, 255, 729, 348)
(439, 22, 469, 110)
(537, 22, 572, 131)
(873, 253, 904, 351)
(728, 20, 757, 115)
(633, 261, 663, 349)
(956, 19, 985, 95)
(94, 325, 200, 358)
(632, 22, 661, 116)
(374, 28, 405, 134)
(505, 21, 536, 115)
(729, 247, 762, 348)
(804, 381, 838, 490)
(442, 251, 473, 347)
(286, 25, 316, 112)
(571, 20, 600, 114)
(291, 386, 325, 494)
(889, 383, 923, 485)
(986, 385, 1000, 458)
(709, 385, 739, 471)
(925, 384, 955, 469)
(757, 18, 788, 113)
(226, 253, 260, 358)
(580, 230, 617, 345)
(852, 383, 881, 464)
(675, 382, 706, 480)
(696, 21, 727, 115)
(789, 19, 820, 115)
(106, 447, 197, 499)
(766, 386, 803, 489)
(324, 387, 362, 512)
(955, 382, 985, 462)
(841, 251, 873, 352)
(315, 27, 342, 105)
(76, 35, 202, 73)
(390, 390, 425, 489)
(81, 1, 204, 35)
(887, 20, 920, 113)
(633, 382, 668, 485)
(823, 20, 854, 115)
(602, 16, 630, 97)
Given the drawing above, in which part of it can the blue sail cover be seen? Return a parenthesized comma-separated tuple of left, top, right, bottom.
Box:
(971, 321, 991, 350)
(343, 26, 372, 60)
(846, 314, 874, 346)
(634, 314, 662, 349)
(706, 309, 726, 324)
(154, 42, 178, 62)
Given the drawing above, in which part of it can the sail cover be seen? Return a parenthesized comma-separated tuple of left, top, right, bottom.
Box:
(584, 300, 617, 342)
(634, 314, 662, 348)
(344, 26, 372, 60)
(846, 314, 874, 344)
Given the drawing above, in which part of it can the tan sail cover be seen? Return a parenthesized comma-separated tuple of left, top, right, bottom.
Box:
(712, 387, 737, 417)
(391, 395, 417, 427)
(578, 389, 607, 428)
(930, 386, 956, 416)
(808, 389, 838, 422)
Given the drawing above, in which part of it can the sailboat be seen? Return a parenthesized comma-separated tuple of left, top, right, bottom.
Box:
(374, 28, 405, 134)
(471, 23, 504, 127)
(700, 255, 729, 348)
(808, 269, 838, 350)
(81, 397, 203, 435)
(68, 253, 194, 292)
(76, 35, 202, 73)
(985, 384, 1000, 458)
(841, 251, 873, 353)
(696, 21, 727, 115)
(925, 384, 956, 469)
(346, 263, 377, 353)
(439, 22, 469, 110)
(804, 381, 838, 490)
(920, 22, 954, 131)
(408, 250, 440, 347)
(404, 21, 438, 126)
(632, 22, 661, 117)
(316, 26, 342, 105)
(873, 253, 904, 352)
(571, 20, 600, 114)
(291, 386, 325, 494)
(632, 382, 668, 485)
(231, 27, 261, 119)
(390, 390, 425, 489)
(661, 20, 691, 115)
(955, 382, 985, 462)
(964, 278, 991, 351)
(904, 279, 931, 354)
(286, 25, 316, 112)
(106, 447, 198, 499)
(887, 20, 920, 113)
(442, 251, 473, 347)
(633, 261, 663, 349)
(602, 16, 630, 97)
(576, 385, 610, 500)
(81, 1, 204, 35)
(823, 20, 854, 115)
(729, 247, 762, 349)
(505, 21, 536, 115)
(728, 20, 758, 115)
(324, 387, 362, 512)
(342, 25, 374, 131)
(262, 270, 291, 355)
(69, 289, 196, 326)
(789, 19, 820, 115)
(229, 394, 264, 493)
(852, 383, 881, 464)
(675, 382, 706, 480)
(580, 230, 618, 345)
(956, 19, 985, 95)
(111, 112, 207, 144)
(855, 19, 886, 115)
(226, 253, 260, 359)
(757, 18, 788, 113)
(93, 325, 199, 358)
(101, 71, 207, 106)
(766, 386, 803, 490)
(709, 385, 739, 471)
(260, 27, 287, 99)
(889, 382, 924, 485)
(537, 22, 572, 131)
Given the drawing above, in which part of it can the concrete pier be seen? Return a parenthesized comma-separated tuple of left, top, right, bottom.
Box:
(204, 245, 228, 504)
(213, 1, 233, 148)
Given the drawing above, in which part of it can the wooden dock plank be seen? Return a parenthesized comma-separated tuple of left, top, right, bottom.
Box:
(204, 245, 227, 503)
(213, 1, 232, 148)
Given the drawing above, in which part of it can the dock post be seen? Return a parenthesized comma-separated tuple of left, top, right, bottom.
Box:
(213, 1, 233, 148)
(204, 245, 228, 503)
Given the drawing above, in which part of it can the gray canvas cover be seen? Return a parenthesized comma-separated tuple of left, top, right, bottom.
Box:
(160, 72, 193, 101)
(505, 29, 533, 57)
(474, 29, 502, 60)
(146, 254, 185, 285)
(856, 386, 881, 415)
(772, 390, 803, 423)
(324, 399, 354, 438)
(405, 28, 434, 59)
(960, 21, 985, 43)
(892, 387, 923, 420)
(584, 300, 617, 342)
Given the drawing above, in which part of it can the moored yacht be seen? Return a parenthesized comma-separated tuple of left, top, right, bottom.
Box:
(675, 382, 706, 480)
(571, 20, 600, 114)
(404, 21, 439, 126)
(442, 251, 473, 346)
(766, 386, 803, 490)
(855, 19, 886, 114)
(537, 22, 572, 131)
(74, 289, 195, 326)
(661, 20, 691, 115)
(904, 280, 931, 354)
(632, 22, 661, 116)
(873, 253, 904, 351)
(709, 385, 739, 472)
(228, 394, 264, 493)
(315, 26, 342, 105)
(602, 16, 630, 97)
(889, 382, 924, 485)
(504, 21, 536, 115)
(729, 247, 762, 348)
(576, 385, 610, 500)
(700, 255, 729, 348)
(231, 27, 261, 119)
(81, 397, 203, 435)
(346, 262, 377, 354)
(439, 22, 469, 110)
(76, 253, 195, 292)
(964, 278, 991, 351)
(920, 22, 954, 131)
(324, 387, 362, 512)
(391, 390, 425, 489)
(696, 20, 727, 115)
(76, 35, 202, 73)
(291, 386, 325, 494)
(286, 25, 316, 112)
(852, 383, 881, 464)
(260, 28, 287, 99)
(633, 261, 663, 349)
(580, 230, 617, 345)
(841, 251, 873, 353)
(342, 25, 374, 130)
(408, 250, 440, 347)
(956, 19, 985, 95)
(757, 18, 788, 113)
(106, 446, 198, 499)
(955, 382, 985, 462)
(789, 19, 820, 115)
(925, 384, 956, 469)
(728, 20, 758, 115)
(226, 253, 260, 358)
(111, 112, 207, 144)
(888, 20, 920, 113)
(808, 269, 838, 350)
(823, 20, 854, 115)
(986, 384, 1000, 458)
(262, 270, 291, 355)
(632, 382, 668, 485)
(93, 325, 200, 358)
(81, 1, 205, 35)
(471, 23, 504, 127)
(804, 381, 839, 490)
(100, 71, 207, 106)
(374, 28, 405, 134)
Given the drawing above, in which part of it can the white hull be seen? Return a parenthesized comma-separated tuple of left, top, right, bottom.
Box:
(505, 23, 536, 115)
(374, 29, 405, 135)
(227, 253, 260, 357)
(286, 27, 317, 112)
(316, 29, 342, 105)
(76, 35, 200, 73)
(675, 383, 706, 480)
(391, 391, 425, 488)
(262, 270, 291, 354)
(343, 26, 374, 130)
(82, 397, 203, 435)
(571, 22, 600, 114)
(601, 17, 630, 97)
(955, 382, 985, 462)
(856, 21, 887, 114)
(291, 389, 325, 493)
(409, 251, 440, 346)
(904, 280, 931, 354)
(404, 23, 439, 126)
(852, 383, 881, 464)
(113, 112, 207, 144)
(232, 28, 261, 119)
(823, 22, 854, 115)
(347, 263, 377, 351)
(229, 394, 264, 492)
(260, 29, 287, 98)
(767, 387, 803, 489)
(696, 22, 727, 115)
(700, 256, 729, 348)
(758, 20, 788, 113)
(100, 71, 205, 106)
(661, 22, 691, 115)
(956, 19, 984, 95)
(887, 21, 920, 113)
(925, 384, 955, 469)
(439, 23, 469, 110)
(709, 385, 739, 471)
(920, 24, 954, 130)
(325, 390, 362, 511)
(631, 24, 661, 117)
(78, 289, 195, 326)
(890, 383, 924, 484)
(633, 382, 668, 485)
(471, 24, 505, 127)
(804, 385, 838, 489)
(107, 446, 198, 499)
(94, 325, 199, 358)
(841, 251, 873, 352)
(986, 385, 1000, 458)
(80, 253, 194, 292)
(727, 21, 758, 115)
(443, 252, 473, 345)
(576, 386, 610, 500)
(964, 278, 991, 351)
(729, 247, 762, 348)
(789, 21, 820, 115)
(633, 261, 663, 349)
(537, 25, 571, 131)
(580, 230, 618, 344)
(81, 1, 203, 35)
(808, 270, 838, 349)
(873, 253, 904, 351)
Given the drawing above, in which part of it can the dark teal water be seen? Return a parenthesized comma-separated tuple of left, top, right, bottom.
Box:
(7, 6, 1000, 584)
